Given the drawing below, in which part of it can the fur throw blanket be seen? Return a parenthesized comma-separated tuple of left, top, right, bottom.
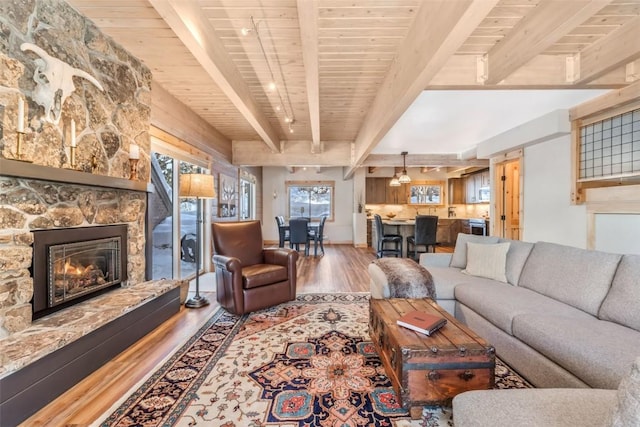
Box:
(372, 258, 436, 299)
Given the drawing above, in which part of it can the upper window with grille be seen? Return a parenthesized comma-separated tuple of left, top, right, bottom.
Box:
(579, 108, 640, 180)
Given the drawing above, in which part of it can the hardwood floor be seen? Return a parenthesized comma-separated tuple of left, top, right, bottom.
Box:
(19, 244, 427, 426)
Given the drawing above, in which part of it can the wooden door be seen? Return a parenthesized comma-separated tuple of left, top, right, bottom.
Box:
(495, 159, 522, 239)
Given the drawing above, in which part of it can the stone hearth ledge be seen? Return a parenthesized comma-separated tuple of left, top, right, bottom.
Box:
(0, 279, 180, 378)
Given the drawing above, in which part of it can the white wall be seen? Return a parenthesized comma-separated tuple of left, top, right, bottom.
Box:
(476, 110, 590, 247)
(595, 214, 640, 255)
(522, 136, 587, 247)
(262, 167, 356, 244)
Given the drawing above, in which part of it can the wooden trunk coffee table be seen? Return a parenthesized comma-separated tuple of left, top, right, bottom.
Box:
(369, 298, 495, 419)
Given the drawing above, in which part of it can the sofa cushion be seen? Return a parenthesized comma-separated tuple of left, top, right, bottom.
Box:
(498, 238, 534, 286)
(450, 233, 499, 268)
(455, 282, 593, 335)
(599, 254, 640, 332)
(453, 389, 617, 427)
(609, 357, 640, 427)
(518, 242, 622, 316)
(462, 242, 510, 282)
(512, 314, 640, 389)
(426, 266, 498, 300)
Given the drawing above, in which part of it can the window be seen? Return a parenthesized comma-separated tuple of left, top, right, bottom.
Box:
(286, 181, 334, 220)
(240, 172, 256, 220)
(579, 108, 640, 180)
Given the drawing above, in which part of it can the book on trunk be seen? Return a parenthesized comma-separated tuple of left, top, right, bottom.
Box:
(397, 310, 447, 336)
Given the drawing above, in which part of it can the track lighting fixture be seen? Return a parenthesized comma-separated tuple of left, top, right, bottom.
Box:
(243, 16, 296, 130)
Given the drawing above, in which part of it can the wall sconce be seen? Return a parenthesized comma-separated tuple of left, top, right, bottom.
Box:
(273, 189, 278, 199)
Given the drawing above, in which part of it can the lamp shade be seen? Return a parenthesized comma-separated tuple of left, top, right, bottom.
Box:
(179, 173, 216, 199)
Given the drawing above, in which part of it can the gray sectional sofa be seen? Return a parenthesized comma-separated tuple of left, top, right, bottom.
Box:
(394, 233, 640, 426)
(416, 233, 640, 391)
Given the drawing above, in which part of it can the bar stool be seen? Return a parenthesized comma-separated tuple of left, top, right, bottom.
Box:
(407, 215, 440, 261)
(374, 214, 402, 258)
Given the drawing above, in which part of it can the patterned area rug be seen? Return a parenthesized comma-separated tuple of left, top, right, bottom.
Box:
(98, 294, 531, 427)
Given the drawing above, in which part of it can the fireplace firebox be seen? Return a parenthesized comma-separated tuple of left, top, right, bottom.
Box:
(31, 225, 128, 319)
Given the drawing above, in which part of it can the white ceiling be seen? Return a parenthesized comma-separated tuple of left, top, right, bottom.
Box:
(373, 89, 609, 155)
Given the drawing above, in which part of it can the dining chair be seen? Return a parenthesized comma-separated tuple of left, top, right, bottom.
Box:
(308, 215, 328, 256)
(374, 214, 402, 258)
(275, 215, 289, 248)
(289, 217, 311, 256)
(407, 215, 440, 260)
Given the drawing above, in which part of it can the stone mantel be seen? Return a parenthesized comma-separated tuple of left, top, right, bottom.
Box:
(0, 158, 153, 193)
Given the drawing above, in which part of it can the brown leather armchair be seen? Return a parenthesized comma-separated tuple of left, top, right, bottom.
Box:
(211, 220, 299, 315)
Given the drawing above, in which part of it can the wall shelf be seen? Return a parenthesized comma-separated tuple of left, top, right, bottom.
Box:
(0, 158, 153, 193)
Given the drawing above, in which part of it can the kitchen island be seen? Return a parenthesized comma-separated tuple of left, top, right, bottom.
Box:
(370, 217, 487, 256)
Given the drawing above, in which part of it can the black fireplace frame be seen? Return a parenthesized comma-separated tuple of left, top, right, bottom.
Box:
(31, 224, 128, 319)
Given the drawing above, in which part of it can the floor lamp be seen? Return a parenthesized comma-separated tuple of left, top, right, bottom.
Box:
(179, 173, 216, 308)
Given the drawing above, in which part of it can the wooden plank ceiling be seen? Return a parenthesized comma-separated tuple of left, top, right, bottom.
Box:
(69, 0, 640, 173)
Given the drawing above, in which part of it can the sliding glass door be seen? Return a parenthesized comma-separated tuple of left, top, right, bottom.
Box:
(150, 152, 206, 280)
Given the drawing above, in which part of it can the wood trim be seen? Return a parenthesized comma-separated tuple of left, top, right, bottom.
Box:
(569, 80, 640, 121)
(150, 127, 213, 169)
(285, 180, 335, 220)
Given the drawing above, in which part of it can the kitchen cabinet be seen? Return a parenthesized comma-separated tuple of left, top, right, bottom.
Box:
(480, 170, 490, 187)
(365, 178, 387, 204)
(436, 218, 460, 247)
(365, 178, 407, 204)
(465, 175, 478, 203)
(459, 219, 471, 235)
(464, 170, 490, 204)
(448, 178, 465, 205)
(386, 182, 407, 204)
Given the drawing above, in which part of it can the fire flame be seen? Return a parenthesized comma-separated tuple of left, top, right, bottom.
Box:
(59, 259, 88, 277)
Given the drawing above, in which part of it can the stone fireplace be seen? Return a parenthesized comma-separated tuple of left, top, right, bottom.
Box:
(0, 0, 152, 337)
(31, 224, 128, 319)
(0, 2, 182, 424)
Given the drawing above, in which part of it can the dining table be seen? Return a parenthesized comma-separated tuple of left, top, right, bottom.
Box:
(279, 220, 320, 254)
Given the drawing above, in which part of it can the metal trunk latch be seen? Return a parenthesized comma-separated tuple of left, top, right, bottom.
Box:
(427, 370, 441, 381)
(459, 370, 475, 381)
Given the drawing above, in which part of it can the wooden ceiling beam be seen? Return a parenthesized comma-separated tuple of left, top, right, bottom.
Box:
(232, 140, 352, 166)
(148, 0, 281, 153)
(575, 15, 640, 85)
(363, 154, 489, 168)
(430, 54, 628, 89)
(484, 0, 611, 86)
(297, 0, 321, 154)
(343, 0, 500, 179)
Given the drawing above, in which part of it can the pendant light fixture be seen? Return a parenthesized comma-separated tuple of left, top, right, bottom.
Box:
(389, 172, 401, 187)
(398, 151, 411, 184)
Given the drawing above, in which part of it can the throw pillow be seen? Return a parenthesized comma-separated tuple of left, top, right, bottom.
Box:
(608, 357, 640, 427)
(450, 233, 500, 268)
(462, 242, 511, 283)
